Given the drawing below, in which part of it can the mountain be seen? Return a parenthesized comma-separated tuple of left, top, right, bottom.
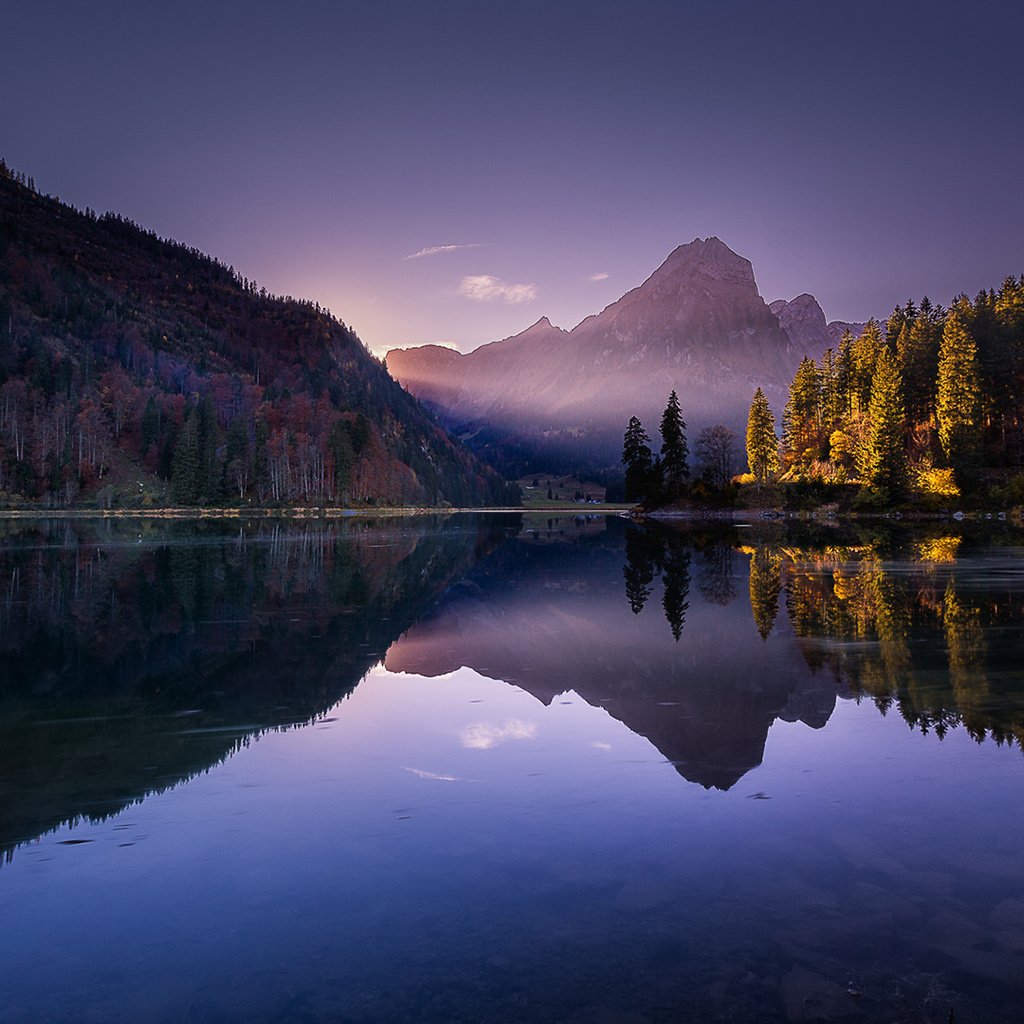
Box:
(769, 294, 870, 352)
(387, 238, 842, 475)
(0, 165, 516, 507)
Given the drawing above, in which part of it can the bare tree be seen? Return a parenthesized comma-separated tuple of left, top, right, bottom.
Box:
(695, 424, 737, 489)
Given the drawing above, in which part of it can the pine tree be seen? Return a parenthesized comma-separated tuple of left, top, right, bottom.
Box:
(622, 416, 654, 501)
(850, 320, 884, 413)
(749, 546, 782, 640)
(171, 409, 201, 504)
(896, 303, 942, 424)
(659, 390, 688, 499)
(746, 388, 778, 485)
(782, 357, 822, 469)
(937, 300, 982, 488)
(866, 347, 907, 494)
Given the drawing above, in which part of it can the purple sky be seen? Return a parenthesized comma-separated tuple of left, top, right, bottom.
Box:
(4, 1, 1022, 354)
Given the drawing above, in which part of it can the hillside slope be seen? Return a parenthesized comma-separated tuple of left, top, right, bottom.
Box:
(0, 165, 516, 507)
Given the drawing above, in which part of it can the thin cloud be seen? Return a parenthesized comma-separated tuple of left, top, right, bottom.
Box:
(404, 243, 484, 261)
(458, 275, 537, 304)
(588, 271, 610, 282)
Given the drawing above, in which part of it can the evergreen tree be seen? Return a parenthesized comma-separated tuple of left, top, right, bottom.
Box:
(896, 301, 942, 424)
(171, 410, 201, 504)
(819, 348, 841, 432)
(659, 390, 689, 499)
(835, 330, 855, 416)
(661, 543, 691, 641)
(850, 320, 884, 413)
(622, 416, 654, 502)
(866, 347, 907, 494)
(937, 300, 982, 488)
(782, 357, 822, 469)
(746, 388, 778, 485)
(749, 546, 782, 641)
(195, 394, 221, 501)
(140, 396, 160, 454)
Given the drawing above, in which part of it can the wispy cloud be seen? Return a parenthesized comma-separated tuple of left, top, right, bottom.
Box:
(588, 271, 610, 282)
(460, 719, 538, 750)
(404, 243, 484, 261)
(458, 275, 537, 304)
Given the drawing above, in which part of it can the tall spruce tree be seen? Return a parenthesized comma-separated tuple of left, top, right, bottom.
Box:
(171, 409, 201, 504)
(622, 416, 654, 502)
(937, 299, 982, 488)
(866, 347, 907, 494)
(659, 390, 689, 500)
(782, 357, 822, 469)
(746, 388, 778, 485)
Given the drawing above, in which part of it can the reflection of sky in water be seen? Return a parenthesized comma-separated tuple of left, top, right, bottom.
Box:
(3, 660, 1024, 1022)
(3, 522, 1024, 1022)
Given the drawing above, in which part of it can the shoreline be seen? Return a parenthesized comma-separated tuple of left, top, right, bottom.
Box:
(0, 505, 633, 521)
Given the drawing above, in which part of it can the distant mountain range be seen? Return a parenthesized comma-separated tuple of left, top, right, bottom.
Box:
(0, 166, 513, 507)
(387, 238, 869, 474)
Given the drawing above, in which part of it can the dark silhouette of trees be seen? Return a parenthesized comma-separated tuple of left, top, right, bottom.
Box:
(622, 416, 654, 502)
(659, 390, 689, 500)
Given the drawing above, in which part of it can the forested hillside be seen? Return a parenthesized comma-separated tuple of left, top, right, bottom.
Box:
(0, 164, 517, 508)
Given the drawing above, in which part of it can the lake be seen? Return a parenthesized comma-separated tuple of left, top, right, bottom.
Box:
(1, 514, 1023, 1023)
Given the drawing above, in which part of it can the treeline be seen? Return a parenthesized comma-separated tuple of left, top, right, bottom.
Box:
(0, 163, 517, 508)
(759, 279, 1024, 506)
(621, 390, 738, 505)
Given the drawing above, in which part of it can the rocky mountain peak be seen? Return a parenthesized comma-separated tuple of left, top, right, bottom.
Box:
(769, 293, 830, 357)
(654, 236, 756, 290)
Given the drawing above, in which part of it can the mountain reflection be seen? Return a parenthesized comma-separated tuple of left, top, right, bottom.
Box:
(0, 516, 509, 862)
(4, 516, 1024, 863)
(387, 519, 842, 790)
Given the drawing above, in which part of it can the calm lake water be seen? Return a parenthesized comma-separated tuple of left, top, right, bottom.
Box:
(1, 514, 1023, 1023)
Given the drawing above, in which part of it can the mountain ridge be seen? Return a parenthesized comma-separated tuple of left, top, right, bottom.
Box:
(387, 238, 861, 474)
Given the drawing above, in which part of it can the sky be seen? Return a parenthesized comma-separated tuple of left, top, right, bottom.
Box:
(3, 0, 1022, 355)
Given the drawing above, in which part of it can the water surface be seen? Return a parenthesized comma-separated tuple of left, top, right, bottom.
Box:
(1, 515, 1023, 1023)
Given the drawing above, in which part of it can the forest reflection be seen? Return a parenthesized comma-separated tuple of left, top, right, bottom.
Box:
(623, 522, 1024, 751)
(0, 515, 509, 861)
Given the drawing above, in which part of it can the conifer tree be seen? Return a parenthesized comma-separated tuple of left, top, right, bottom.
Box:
(746, 388, 778, 485)
(850, 320, 884, 413)
(622, 416, 654, 501)
(782, 357, 822, 469)
(659, 390, 688, 499)
(866, 347, 907, 494)
(171, 409, 201, 504)
(937, 300, 982, 488)
(749, 546, 782, 640)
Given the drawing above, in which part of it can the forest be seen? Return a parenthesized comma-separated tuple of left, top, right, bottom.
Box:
(763, 283, 1024, 508)
(0, 163, 518, 509)
(621, 280, 1024, 512)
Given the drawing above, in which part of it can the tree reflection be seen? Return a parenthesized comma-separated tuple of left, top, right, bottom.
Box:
(748, 546, 782, 640)
(777, 534, 1024, 751)
(0, 516, 503, 862)
(696, 538, 736, 606)
(621, 525, 692, 640)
